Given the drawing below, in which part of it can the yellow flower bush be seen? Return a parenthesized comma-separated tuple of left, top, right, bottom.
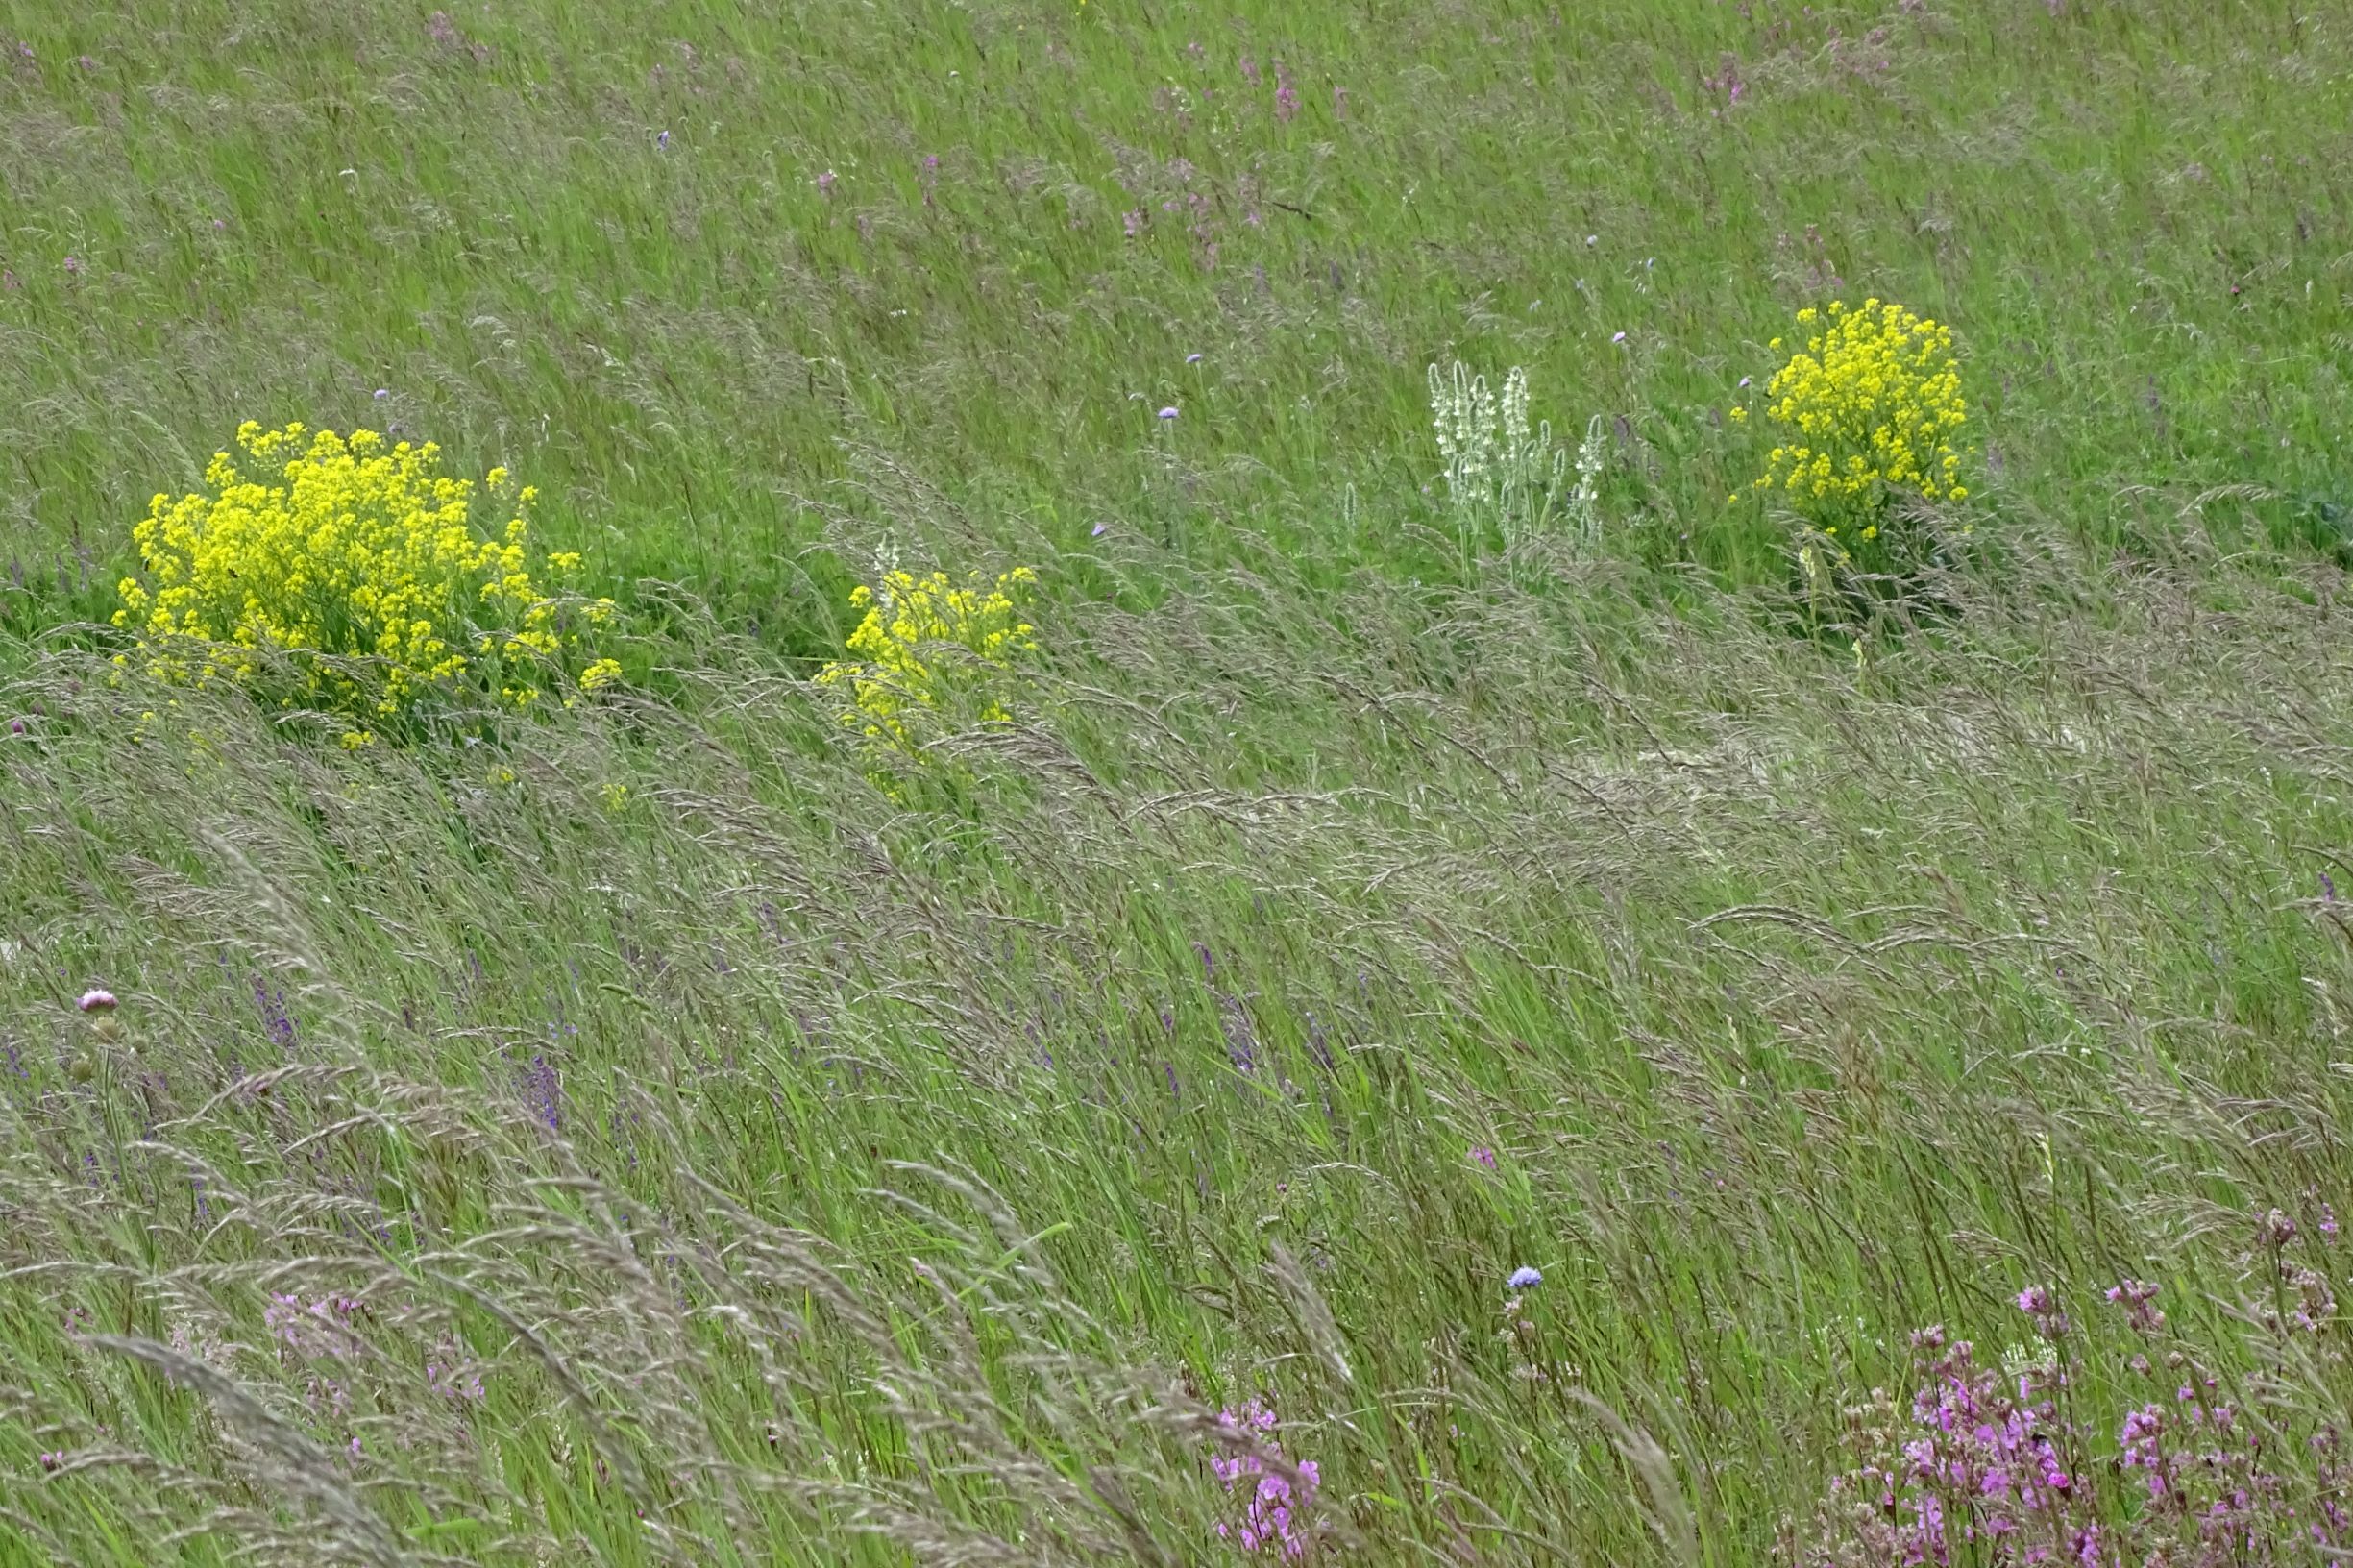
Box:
(113, 422, 618, 738)
(1739, 299, 1969, 516)
(816, 567, 1039, 768)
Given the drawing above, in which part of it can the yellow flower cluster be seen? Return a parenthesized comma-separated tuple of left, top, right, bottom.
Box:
(1739, 299, 1969, 508)
(113, 422, 618, 736)
(815, 567, 1039, 764)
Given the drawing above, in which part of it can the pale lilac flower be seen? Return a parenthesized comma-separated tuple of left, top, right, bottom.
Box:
(1470, 1145, 1497, 1169)
(1186, 352, 1204, 364)
(817, 169, 836, 195)
(1122, 208, 1143, 238)
(1157, 406, 1179, 420)
(373, 388, 390, 400)
(1737, 376, 1752, 388)
(1091, 522, 1108, 537)
(1507, 1265, 1542, 1289)
(1611, 331, 1628, 344)
(1274, 61, 1297, 122)
(76, 989, 116, 1014)
(657, 129, 670, 150)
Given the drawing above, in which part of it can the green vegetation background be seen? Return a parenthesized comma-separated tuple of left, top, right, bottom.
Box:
(5, 1, 2353, 1563)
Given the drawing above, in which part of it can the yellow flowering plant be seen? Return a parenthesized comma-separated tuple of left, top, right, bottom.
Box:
(112, 422, 620, 742)
(815, 566, 1039, 775)
(1733, 298, 1971, 576)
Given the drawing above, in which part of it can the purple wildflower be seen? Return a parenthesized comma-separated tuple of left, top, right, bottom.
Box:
(254, 977, 296, 1048)
(263, 1293, 362, 1360)
(817, 169, 836, 196)
(1274, 61, 1297, 121)
(76, 989, 116, 1014)
(1211, 1399, 1320, 1559)
(1158, 405, 1179, 421)
(523, 1053, 562, 1133)
(1507, 1265, 1542, 1290)
(1470, 1145, 1498, 1170)
(2017, 1285, 2070, 1340)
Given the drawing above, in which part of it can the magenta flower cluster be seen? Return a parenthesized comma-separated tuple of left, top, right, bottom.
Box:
(262, 1292, 362, 1360)
(1799, 1264, 2349, 1567)
(1211, 1398, 1321, 1559)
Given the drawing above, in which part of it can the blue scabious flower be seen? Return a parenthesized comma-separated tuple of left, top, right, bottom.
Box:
(1507, 1265, 1542, 1290)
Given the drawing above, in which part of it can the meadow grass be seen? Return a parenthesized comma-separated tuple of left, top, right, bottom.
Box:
(5, 1, 2353, 1563)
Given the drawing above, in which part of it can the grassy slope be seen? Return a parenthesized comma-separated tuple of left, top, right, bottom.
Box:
(3, 1, 2353, 1564)
(4, 0, 2350, 629)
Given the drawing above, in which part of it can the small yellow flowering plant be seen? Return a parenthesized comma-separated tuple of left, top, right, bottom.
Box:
(815, 566, 1039, 773)
(113, 422, 619, 741)
(1734, 298, 1970, 569)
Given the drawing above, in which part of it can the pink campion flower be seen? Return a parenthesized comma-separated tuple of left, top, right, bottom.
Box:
(77, 989, 117, 1013)
(817, 169, 836, 196)
(1274, 61, 1297, 122)
(1469, 1145, 1498, 1169)
(1212, 1399, 1320, 1558)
